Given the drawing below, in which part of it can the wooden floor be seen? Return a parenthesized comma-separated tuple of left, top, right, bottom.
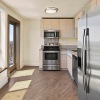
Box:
(0, 66, 78, 100)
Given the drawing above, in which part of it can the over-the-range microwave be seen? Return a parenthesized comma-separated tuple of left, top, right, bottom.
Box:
(44, 30, 59, 38)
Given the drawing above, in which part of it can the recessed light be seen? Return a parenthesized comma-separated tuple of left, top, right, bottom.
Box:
(45, 7, 58, 14)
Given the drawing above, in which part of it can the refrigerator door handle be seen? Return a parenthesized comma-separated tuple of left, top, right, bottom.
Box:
(86, 28, 91, 93)
(82, 29, 87, 91)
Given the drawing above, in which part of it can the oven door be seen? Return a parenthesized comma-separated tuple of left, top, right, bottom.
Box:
(43, 51, 60, 65)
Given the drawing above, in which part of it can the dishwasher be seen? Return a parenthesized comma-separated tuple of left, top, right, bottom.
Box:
(72, 55, 78, 84)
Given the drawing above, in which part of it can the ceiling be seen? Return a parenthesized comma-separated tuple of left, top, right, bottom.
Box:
(1, 0, 91, 19)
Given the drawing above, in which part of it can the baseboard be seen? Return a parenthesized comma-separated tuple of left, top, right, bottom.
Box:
(10, 70, 16, 76)
(39, 68, 67, 71)
(23, 65, 39, 67)
(39, 68, 43, 70)
(60, 68, 68, 70)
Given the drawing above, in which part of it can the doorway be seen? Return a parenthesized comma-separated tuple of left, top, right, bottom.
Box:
(8, 15, 20, 74)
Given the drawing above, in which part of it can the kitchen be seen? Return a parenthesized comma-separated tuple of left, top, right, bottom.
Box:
(0, 0, 100, 100)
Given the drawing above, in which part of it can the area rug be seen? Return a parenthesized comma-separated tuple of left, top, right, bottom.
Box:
(9, 80, 32, 92)
(1, 89, 27, 100)
(11, 69, 35, 78)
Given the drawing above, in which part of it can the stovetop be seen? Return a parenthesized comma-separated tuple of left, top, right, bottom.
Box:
(43, 46, 60, 51)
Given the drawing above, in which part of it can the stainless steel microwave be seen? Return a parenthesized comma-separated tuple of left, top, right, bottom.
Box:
(44, 30, 59, 38)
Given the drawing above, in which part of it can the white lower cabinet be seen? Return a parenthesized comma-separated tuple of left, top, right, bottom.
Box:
(67, 54, 72, 77)
(39, 50, 43, 70)
(60, 50, 73, 77)
(0, 69, 8, 89)
(60, 51, 67, 70)
(60, 54, 67, 69)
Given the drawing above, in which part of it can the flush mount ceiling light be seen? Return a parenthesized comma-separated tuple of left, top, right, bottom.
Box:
(45, 7, 58, 14)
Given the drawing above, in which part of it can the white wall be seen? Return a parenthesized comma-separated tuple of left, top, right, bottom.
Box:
(0, 1, 77, 67)
(0, 1, 24, 68)
(23, 19, 44, 66)
(23, 19, 77, 66)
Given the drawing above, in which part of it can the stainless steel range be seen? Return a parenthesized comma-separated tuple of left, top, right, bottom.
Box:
(43, 30, 60, 71)
(43, 46, 60, 70)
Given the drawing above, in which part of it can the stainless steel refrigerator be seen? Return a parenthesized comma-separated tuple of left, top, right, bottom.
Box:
(78, 7, 100, 100)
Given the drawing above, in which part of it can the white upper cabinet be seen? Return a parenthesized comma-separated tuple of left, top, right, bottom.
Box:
(75, 16, 78, 28)
(59, 19, 66, 38)
(43, 19, 52, 30)
(97, 0, 100, 6)
(51, 19, 60, 30)
(41, 18, 75, 38)
(66, 19, 74, 38)
(60, 19, 74, 38)
(42, 19, 60, 30)
(90, 0, 97, 11)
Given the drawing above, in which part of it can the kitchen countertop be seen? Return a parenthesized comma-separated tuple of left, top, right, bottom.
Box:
(60, 46, 77, 57)
(67, 50, 77, 57)
(40, 45, 77, 50)
(40, 48, 77, 57)
(39, 45, 77, 57)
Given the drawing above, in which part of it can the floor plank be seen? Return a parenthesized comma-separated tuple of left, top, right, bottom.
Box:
(0, 66, 77, 100)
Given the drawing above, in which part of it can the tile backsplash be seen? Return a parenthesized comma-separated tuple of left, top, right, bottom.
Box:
(60, 45, 77, 50)
(44, 38, 59, 45)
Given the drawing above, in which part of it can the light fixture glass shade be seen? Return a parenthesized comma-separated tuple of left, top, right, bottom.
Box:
(45, 7, 58, 14)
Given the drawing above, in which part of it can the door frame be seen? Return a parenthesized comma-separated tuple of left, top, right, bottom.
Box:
(7, 15, 20, 77)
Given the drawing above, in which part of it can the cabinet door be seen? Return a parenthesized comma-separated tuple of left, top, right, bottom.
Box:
(75, 15, 78, 28)
(77, 12, 82, 19)
(75, 15, 80, 38)
(67, 55, 72, 76)
(43, 19, 52, 30)
(97, 0, 100, 5)
(61, 54, 67, 69)
(51, 19, 60, 30)
(60, 19, 74, 38)
(90, 0, 97, 11)
(66, 19, 74, 38)
(75, 27, 78, 38)
(60, 19, 66, 38)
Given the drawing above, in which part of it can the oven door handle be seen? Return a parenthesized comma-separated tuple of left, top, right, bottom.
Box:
(43, 51, 60, 53)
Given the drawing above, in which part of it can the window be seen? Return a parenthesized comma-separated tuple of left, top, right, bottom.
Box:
(9, 24, 14, 66)
(8, 15, 20, 73)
